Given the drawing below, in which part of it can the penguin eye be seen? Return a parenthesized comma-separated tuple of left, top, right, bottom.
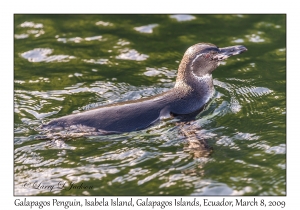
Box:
(209, 51, 218, 61)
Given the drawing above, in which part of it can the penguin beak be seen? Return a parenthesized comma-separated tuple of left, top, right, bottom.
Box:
(214, 45, 247, 61)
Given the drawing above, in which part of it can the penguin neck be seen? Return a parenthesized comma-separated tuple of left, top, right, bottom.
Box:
(174, 74, 214, 106)
(174, 63, 214, 93)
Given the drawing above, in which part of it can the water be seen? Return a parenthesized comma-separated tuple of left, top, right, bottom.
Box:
(14, 14, 286, 196)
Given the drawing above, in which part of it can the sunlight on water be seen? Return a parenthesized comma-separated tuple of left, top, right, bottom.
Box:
(95, 20, 113, 26)
(116, 49, 149, 61)
(57, 35, 103, 43)
(170, 15, 196, 22)
(143, 67, 177, 78)
(21, 48, 75, 63)
(134, 24, 158, 33)
(15, 21, 45, 38)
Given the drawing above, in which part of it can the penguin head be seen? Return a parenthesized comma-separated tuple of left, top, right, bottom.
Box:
(177, 43, 247, 80)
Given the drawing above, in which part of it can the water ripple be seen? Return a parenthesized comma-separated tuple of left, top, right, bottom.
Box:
(20, 21, 43, 28)
(116, 49, 149, 61)
(95, 21, 113, 26)
(15, 21, 45, 39)
(265, 144, 286, 154)
(144, 67, 177, 78)
(255, 22, 281, 29)
(246, 31, 270, 43)
(21, 48, 75, 63)
(134, 24, 158, 33)
(57, 35, 103, 43)
(236, 86, 273, 98)
(83, 58, 109, 65)
(170, 15, 196, 22)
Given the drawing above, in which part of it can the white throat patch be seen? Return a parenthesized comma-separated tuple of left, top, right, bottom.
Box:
(191, 72, 212, 82)
(191, 53, 203, 69)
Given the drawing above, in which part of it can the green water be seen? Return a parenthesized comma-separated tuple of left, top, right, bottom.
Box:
(14, 14, 286, 196)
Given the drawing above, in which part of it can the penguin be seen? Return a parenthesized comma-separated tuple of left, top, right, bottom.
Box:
(42, 43, 247, 135)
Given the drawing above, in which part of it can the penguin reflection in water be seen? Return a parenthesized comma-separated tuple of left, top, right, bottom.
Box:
(41, 43, 247, 156)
